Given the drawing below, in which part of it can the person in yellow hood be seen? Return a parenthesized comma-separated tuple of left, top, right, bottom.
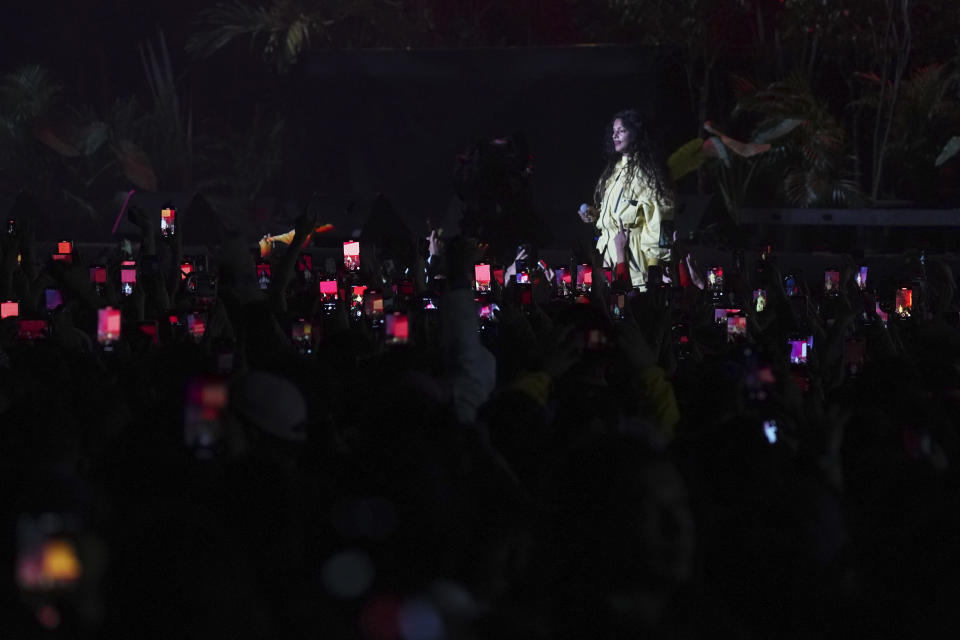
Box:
(578, 109, 675, 289)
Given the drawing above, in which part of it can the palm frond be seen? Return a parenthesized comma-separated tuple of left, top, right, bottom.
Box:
(753, 118, 804, 143)
(0, 65, 61, 124)
(936, 136, 960, 166)
(187, 2, 276, 60)
(187, 0, 332, 71)
(734, 72, 862, 207)
(784, 163, 862, 208)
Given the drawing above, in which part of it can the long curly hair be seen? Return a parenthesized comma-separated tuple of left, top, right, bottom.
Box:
(593, 109, 673, 209)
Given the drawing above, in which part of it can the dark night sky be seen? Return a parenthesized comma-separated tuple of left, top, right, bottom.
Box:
(0, 1, 626, 127)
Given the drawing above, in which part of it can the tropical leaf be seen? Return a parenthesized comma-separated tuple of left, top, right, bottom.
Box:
(702, 136, 731, 167)
(667, 137, 706, 181)
(187, 0, 334, 72)
(784, 165, 862, 208)
(703, 121, 770, 157)
(936, 136, 960, 166)
(113, 140, 157, 191)
(852, 61, 960, 172)
(0, 65, 61, 124)
(735, 73, 862, 206)
(79, 122, 109, 155)
(753, 118, 804, 143)
(32, 122, 80, 157)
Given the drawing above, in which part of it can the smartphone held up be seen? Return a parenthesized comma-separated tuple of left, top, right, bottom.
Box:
(160, 207, 176, 238)
(97, 307, 122, 349)
(121, 260, 137, 296)
(183, 376, 228, 460)
(343, 241, 360, 272)
(787, 335, 813, 365)
(895, 287, 913, 318)
(292, 318, 313, 355)
(474, 264, 492, 292)
(385, 312, 409, 345)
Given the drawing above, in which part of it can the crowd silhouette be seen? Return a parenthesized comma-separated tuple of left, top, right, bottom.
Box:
(1, 202, 959, 638)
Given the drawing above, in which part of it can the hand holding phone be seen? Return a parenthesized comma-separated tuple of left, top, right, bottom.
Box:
(706, 266, 724, 291)
(714, 308, 741, 323)
(364, 291, 384, 317)
(89, 265, 107, 288)
(753, 289, 767, 313)
(726, 315, 747, 343)
(292, 318, 313, 355)
(343, 241, 360, 272)
(16, 319, 48, 341)
(120, 260, 137, 296)
(824, 269, 840, 296)
(787, 335, 813, 365)
(97, 307, 122, 347)
(52, 240, 73, 263)
(256, 262, 272, 290)
(385, 312, 409, 345)
(576, 264, 592, 292)
(318, 279, 338, 298)
(555, 267, 572, 295)
(184, 376, 228, 459)
(895, 287, 913, 317)
(45, 288, 64, 312)
(784, 273, 801, 298)
(474, 264, 492, 292)
(160, 207, 176, 237)
(856, 266, 868, 291)
(186, 273, 218, 308)
(187, 312, 207, 341)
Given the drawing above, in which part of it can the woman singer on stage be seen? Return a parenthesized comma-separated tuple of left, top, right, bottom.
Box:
(578, 109, 675, 289)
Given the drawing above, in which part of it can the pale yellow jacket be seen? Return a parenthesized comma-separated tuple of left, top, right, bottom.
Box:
(595, 156, 673, 288)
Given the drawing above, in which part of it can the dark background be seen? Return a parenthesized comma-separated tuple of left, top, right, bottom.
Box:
(288, 46, 687, 248)
(0, 2, 694, 246)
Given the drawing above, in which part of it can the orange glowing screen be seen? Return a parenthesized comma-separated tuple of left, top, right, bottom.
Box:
(896, 288, 913, 312)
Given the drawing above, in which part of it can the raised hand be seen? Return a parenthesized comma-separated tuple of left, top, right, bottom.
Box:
(426, 229, 443, 258)
(685, 253, 705, 290)
(504, 246, 528, 283)
(577, 203, 599, 224)
(613, 220, 630, 266)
